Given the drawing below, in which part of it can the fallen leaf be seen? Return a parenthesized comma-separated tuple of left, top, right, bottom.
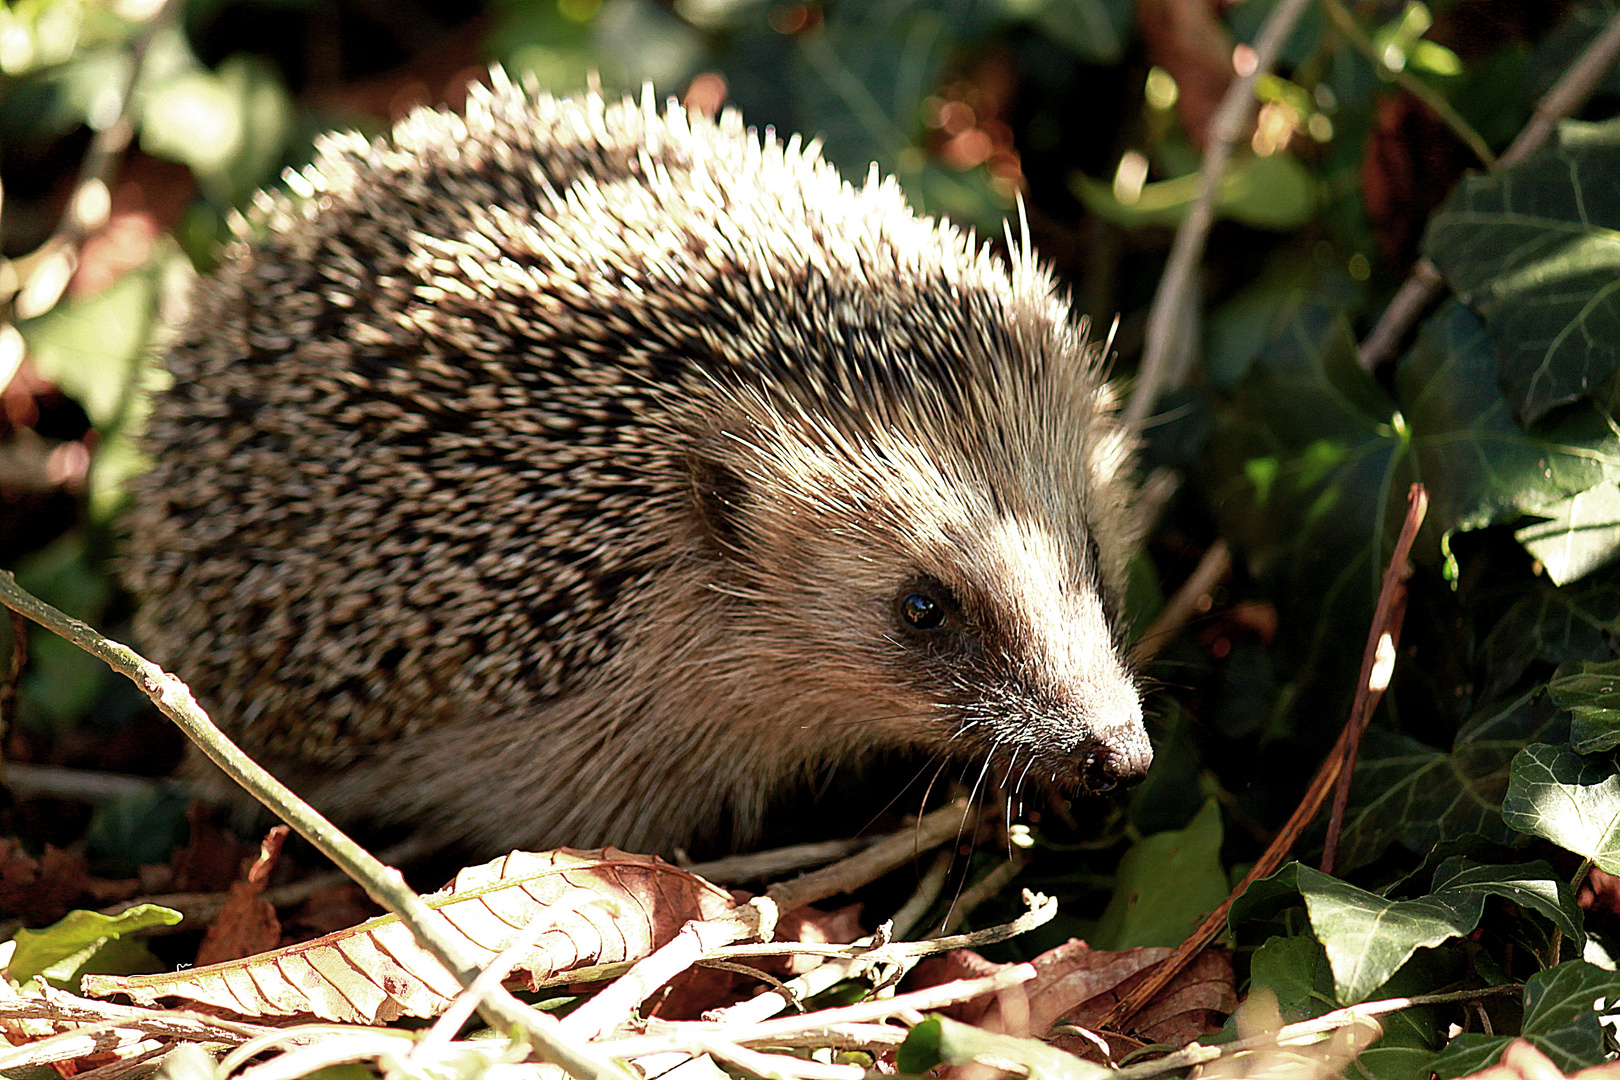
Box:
(81, 847, 741, 1023)
(0, 842, 86, 926)
(192, 826, 286, 967)
(923, 940, 1234, 1061)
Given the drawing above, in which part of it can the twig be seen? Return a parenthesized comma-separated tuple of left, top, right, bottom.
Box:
(1111, 984, 1520, 1080)
(1131, 540, 1231, 665)
(561, 902, 776, 1040)
(1098, 484, 1429, 1033)
(938, 853, 1027, 935)
(889, 848, 954, 940)
(1122, 0, 1316, 429)
(764, 799, 973, 913)
(703, 892, 1055, 1026)
(0, 571, 624, 1080)
(1319, 0, 1494, 168)
(684, 837, 872, 885)
(599, 965, 1038, 1059)
(6, 763, 192, 801)
(1321, 484, 1429, 873)
(1357, 10, 1620, 371)
(713, 891, 1056, 965)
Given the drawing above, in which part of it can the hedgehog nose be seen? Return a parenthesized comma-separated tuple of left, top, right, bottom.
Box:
(1077, 735, 1153, 793)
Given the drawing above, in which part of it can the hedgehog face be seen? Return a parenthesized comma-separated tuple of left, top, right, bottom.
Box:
(687, 415, 1151, 799)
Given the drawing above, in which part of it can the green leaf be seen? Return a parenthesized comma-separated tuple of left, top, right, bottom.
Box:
(8, 904, 181, 990)
(1248, 934, 1336, 1021)
(1423, 117, 1620, 424)
(19, 258, 160, 429)
(1517, 483, 1620, 586)
(1429, 858, 1585, 953)
(139, 53, 292, 205)
(1336, 690, 1558, 870)
(1429, 1033, 1509, 1080)
(1550, 658, 1620, 753)
(1349, 1046, 1442, 1080)
(1073, 152, 1319, 232)
(1503, 743, 1620, 873)
(1431, 961, 1620, 1076)
(1092, 799, 1228, 950)
(897, 1016, 1111, 1080)
(1398, 301, 1620, 550)
(1232, 858, 1578, 1006)
(1293, 864, 1484, 1005)
(1475, 565, 1620, 701)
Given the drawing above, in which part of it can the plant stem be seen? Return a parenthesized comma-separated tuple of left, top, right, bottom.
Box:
(0, 571, 626, 1080)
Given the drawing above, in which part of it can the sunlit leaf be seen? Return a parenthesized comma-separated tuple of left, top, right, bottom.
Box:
(1424, 117, 1620, 424)
(1517, 483, 1620, 585)
(8, 904, 181, 990)
(1502, 743, 1620, 873)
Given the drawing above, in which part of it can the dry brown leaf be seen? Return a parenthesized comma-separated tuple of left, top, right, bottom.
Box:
(925, 940, 1234, 1062)
(82, 847, 739, 1024)
(193, 826, 287, 967)
(0, 842, 87, 926)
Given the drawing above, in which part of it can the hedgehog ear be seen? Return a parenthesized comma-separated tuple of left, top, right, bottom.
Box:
(688, 453, 749, 550)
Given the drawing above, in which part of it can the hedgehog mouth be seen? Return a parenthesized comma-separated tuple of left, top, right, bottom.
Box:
(958, 736, 1152, 796)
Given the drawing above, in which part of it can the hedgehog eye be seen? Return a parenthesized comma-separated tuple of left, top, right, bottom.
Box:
(898, 590, 947, 631)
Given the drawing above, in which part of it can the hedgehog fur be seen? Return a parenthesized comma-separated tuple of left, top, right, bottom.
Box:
(123, 72, 1151, 856)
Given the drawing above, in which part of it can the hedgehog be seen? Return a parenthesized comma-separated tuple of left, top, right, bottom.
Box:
(122, 72, 1152, 857)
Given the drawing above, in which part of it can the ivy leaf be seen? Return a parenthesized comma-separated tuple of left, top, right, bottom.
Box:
(1475, 566, 1620, 701)
(1232, 860, 1581, 1005)
(1398, 301, 1620, 569)
(1424, 117, 1620, 424)
(1336, 691, 1560, 870)
(1429, 962, 1620, 1077)
(1293, 865, 1483, 1005)
(1502, 743, 1620, 873)
(1091, 799, 1228, 950)
(1549, 659, 1620, 753)
(1518, 484, 1620, 586)
(1429, 858, 1585, 952)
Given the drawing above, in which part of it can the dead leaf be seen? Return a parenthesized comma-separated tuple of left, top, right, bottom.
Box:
(0, 842, 86, 926)
(81, 847, 740, 1023)
(645, 902, 865, 1020)
(921, 940, 1234, 1062)
(193, 826, 286, 967)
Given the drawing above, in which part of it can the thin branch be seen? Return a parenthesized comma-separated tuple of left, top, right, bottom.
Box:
(1357, 10, 1620, 371)
(1122, 0, 1316, 429)
(1322, 485, 1429, 874)
(1131, 540, 1231, 665)
(764, 798, 972, 913)
(0, 571, 625, 1080)
(1110, 984, 1521, 1080)
(1099, 484, 1428, 1033)
(938, 853, 1027, 935)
